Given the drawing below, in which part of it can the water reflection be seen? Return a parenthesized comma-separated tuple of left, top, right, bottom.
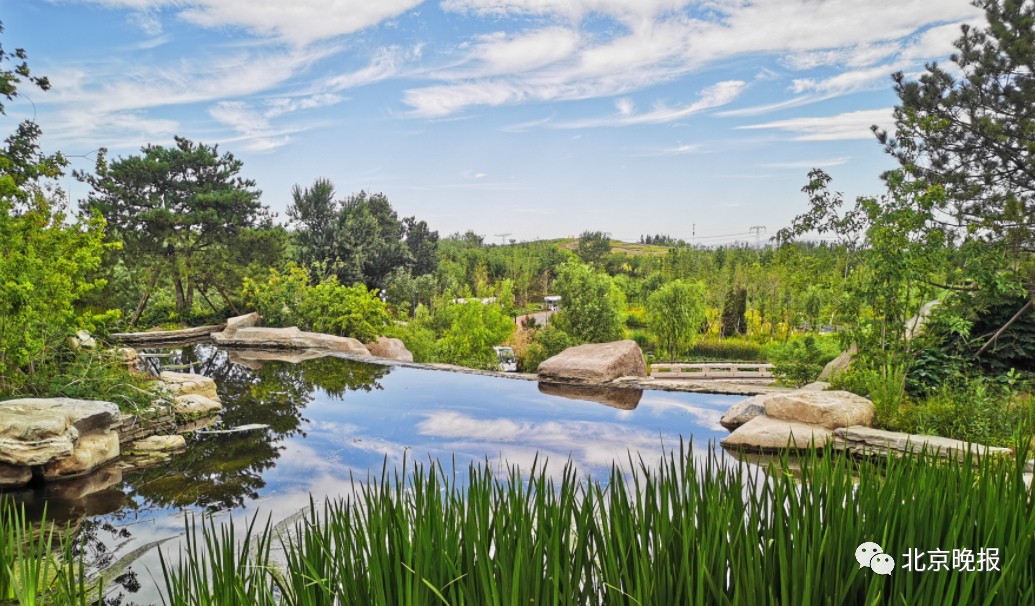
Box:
(123, 344, 389, 512)
(537, 383, 643, 409)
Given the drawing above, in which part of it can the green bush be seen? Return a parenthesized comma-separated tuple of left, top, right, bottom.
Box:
(241, 265, 390, 343)
(764, 335, 840, 387)
(517, 325, 571, 372)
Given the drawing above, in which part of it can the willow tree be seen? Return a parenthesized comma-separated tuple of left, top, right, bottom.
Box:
(78, 137, 273, 323)
(647, 280, 707, 361)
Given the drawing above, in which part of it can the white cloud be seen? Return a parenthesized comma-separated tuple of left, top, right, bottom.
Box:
(554, 80, 745, 128)
(76, 0, 424, 45)
(208, 92, 346, 151)
(740, 108, 895, 141)
(762, 156, 851, 169)
(443, 28, 581, 78)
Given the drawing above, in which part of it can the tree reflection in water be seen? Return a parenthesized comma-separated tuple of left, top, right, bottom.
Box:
(124, 344, 389, 512)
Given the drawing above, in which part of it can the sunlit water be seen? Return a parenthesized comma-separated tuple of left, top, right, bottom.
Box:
(2, 344, 744, 603)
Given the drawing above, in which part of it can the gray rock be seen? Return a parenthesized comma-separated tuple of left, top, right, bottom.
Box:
(801, 381, 830, 391)
(365, 336, 414, 362)
(159, 371, 220, 401)
(212, 326, 371, 356)
(905, 300, 941, 340)
(720, 395, 767, 431)
(720, 416, 833, 452)
(764, 389, 874, 430)
(833, 426, 1013, 465)
(819, 343, 857, 381)
(41, 432, 120, 480)
(74, 329, 97, 349)
(537, 340, 648, 384)
(0, 397, 120, 437)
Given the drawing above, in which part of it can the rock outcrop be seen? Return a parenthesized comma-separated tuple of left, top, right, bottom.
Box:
(212, 326, 371, 356)
(365, 336, 414, 362)
(537, 383, 642, 410)
(0, 398, 122, 484)
(719, 395, 767, 430)
(537, 340, 648, 384)
(764, 390, 874, 430)
(720, 416, 833, 452)
(159, 371, 220, 401)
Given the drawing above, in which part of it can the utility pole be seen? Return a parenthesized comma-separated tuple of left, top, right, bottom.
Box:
(749, 226, 766, 248)
(494, 233, 512, 246)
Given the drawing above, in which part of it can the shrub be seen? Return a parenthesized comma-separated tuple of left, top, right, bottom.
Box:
(764, 335, 840, 387)
(241, 265, 390, 343)
(646, 280, 707, 362)
(436, 301, 515, 370)
(552, 262, 625, 343)
(517, 325, 572, 372)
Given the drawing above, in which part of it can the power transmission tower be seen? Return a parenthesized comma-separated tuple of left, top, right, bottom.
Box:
(494, 233, 512, 246)
(749, 226, 766, 248)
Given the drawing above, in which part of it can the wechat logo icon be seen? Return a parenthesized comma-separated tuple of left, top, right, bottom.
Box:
(856, 542, 894, 576)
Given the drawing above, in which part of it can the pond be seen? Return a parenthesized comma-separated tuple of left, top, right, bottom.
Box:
(2, 344, 744, 603)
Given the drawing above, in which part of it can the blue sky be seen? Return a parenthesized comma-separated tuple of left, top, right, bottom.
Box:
(4, 0, 981, 243)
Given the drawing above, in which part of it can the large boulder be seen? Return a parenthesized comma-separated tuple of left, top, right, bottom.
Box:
(159, 371, 220, 401)
(173, 394, 223, 417)
(720, 395, 767, 431)
(0, 398, 121, 468)
(720, 416, 833, 452)
(212, 326, 371, 356)
(41, 432, 120, 480)
(764, 389, 874, 430)
(537, 340, 648, 384)
(537, 383, 642, 410)
(818, 343, 857, 381)
(365, 337, 414, 362)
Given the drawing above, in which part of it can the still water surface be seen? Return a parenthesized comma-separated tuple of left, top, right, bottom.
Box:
(4, 344, 743, 603)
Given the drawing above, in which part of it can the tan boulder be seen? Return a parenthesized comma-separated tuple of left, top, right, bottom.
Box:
(818, 343, 857, 380)
(0, 397, 120, 437)
(41, 432, 120, 480)
(720, 416, 833, 452)
(0, 463, 32, 487)
(720, 395, 767, 431)
(764, 389, 874, 430)
(173, 394, 223, 417)
(537, 383, 642, 410)
(129, 434, 187, 453)
(833, 426, 1012, 465)
(160, 371, 219, 401)
(537, 340, 648, 384)
(222, 312, 261, 337)
(364, 337, 414, 362)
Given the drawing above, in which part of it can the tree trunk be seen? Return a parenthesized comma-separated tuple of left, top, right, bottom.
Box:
(185, 280, 195, 315)
(207, 275, 241, 316)
(197, 283, 220, 314)
(174, 277, 186, 326)
(129, 265, 163, 327)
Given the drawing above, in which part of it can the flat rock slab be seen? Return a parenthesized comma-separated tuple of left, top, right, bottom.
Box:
(764, 390, 874, 430)
(721, 416, 833, 452)
(41, 432, 120, 480)
(720, 395, 767, 431)
(538, 383, 642, 410)
(833, 426, 1014, 464)
(130, 434, 187, 453)
(538, 340, 648, 384)
(213, 326, 371, 356)
(228, 349, 327, 369)
(0, 397, 119, 436)
(365, 336, 414, 362)
(196, 423, 269, 435)
(160, 371, 219, 401)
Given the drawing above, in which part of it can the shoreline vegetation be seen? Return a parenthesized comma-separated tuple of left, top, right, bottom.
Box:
(2, 443, 1033, 605)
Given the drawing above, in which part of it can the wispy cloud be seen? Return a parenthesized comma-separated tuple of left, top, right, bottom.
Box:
(762, 156, 851, 169)
(739, 108, 895, 141)
(553, 81, 745, 128)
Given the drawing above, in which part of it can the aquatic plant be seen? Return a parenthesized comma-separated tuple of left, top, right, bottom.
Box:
(153, 442, 1034, 605)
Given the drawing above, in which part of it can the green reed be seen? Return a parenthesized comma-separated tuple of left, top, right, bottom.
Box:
(146, 441, 1032, 605)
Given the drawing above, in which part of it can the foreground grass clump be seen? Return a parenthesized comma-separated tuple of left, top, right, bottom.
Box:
(157, 443, 1035, 606)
